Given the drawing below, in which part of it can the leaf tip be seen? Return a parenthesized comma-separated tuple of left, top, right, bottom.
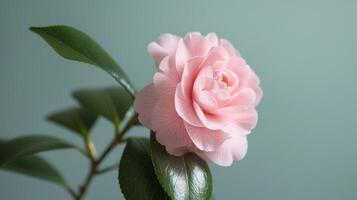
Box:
(29, 26, 40, 33)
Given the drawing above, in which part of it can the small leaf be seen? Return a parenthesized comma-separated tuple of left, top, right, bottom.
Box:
(2, 155, 69, 188)
(0, 139, 69, 188)
(47, 107, 98, 137)
(0, 135, 83, 166)
(119, 138, 169, 200)
(72, 87, 133, 127)
(150, 133, 213, 200)
(30, 25, 135, 97)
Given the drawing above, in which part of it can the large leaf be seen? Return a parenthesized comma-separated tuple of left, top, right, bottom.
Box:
(119, 138, 169, 200)
(30, 25, 135, 97)
(47, 107, 98, 138)
(2, 155, 69, 188)
(72, 87, 133, 127)
(0, 135, 82, 166)
(150, 133, 212, 200)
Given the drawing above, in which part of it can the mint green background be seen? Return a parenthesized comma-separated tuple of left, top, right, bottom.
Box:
(1, 0, 356, 199)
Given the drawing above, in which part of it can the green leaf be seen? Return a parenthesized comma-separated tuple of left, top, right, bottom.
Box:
(30, 25, 135, 97)
(2, 155, 69, 188)
(47, 107, 98, 138)
(119, 138, 169, 200)
(150, 133, 213, 200)
(0, 135, 82, 166)
(72, 87, 133, 127)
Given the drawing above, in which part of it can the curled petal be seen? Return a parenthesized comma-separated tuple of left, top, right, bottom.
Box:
(193, 101, 227, 130)
(148, 34, 180, 67)
(181, 57, 204, 98)
(175, 83, 203, 127)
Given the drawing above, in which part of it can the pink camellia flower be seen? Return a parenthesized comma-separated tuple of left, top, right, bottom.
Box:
(134, 32, 262, 166)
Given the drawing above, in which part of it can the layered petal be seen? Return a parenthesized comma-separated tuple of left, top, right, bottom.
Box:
(184, 122, 229, 152)
(175, 83, 203, 127)
(133, 83, 156, 128)
(151, 77, 192, 148)
(193, 101, 227, 130)
(204, 135, 248, 166)
(148, 34, 180, 67)
(136, 32, 262, 167)
(219, 39, 238, 56)
(227, 87, 257, 107)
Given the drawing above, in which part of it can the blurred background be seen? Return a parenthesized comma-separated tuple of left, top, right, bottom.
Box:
(1, 0, 356, 199)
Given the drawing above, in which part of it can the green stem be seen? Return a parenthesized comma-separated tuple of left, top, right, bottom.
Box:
(72, 112, 136, 200)
(95, 162, 119, 175)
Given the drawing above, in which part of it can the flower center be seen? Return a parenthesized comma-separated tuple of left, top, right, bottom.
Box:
(221, 74, 229, 85)
(214, 71, 231, 89)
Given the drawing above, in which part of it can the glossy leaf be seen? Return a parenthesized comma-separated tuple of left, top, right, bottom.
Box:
(47, 107, 98, 138)
(30, 25, 135, 97)
(119, 138, 169, 200)
(72, 87, 133, 127)
(0, 135, 82, 166)
(150, 133, 213, 200)
(2, 155, 69, 188)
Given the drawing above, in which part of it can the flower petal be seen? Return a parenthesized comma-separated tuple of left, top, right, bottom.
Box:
(193, 101, 227, 130)
(205, 32, 219, 46)
(220, 39, 238, 56)
(181, 57, 204, 99)
(220, 108, 258, 133)
(148, 33, 180, 67)
(133, 83, 156, 128)
(227, 87, 257, 106)
(204, 135, 248, 166)
(184, 122, 229, 152)
(165, 145, 190, 156)
(175, 83, 203, 127)
(151, 90, 192, 148)
(175, 32, 215, 73)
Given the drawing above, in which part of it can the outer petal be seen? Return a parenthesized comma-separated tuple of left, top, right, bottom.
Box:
(213, 104, 258, 133)
(220, 39, 239, 56)
(205, 32, 219, 46)
(184, 122, 229, 152)
(253, 86, 263, 106)
(165, 145, 190, 156)
(152, 109, 191, 148)
(133, 83, 156, 128)
(234, 108, 258, 131)
(204, 135, 248, 166)
(148, 34, 180, 67)
(175, 32, 215, 74)
(183, 32, 212, 58)
(151, 72, 191, 148)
